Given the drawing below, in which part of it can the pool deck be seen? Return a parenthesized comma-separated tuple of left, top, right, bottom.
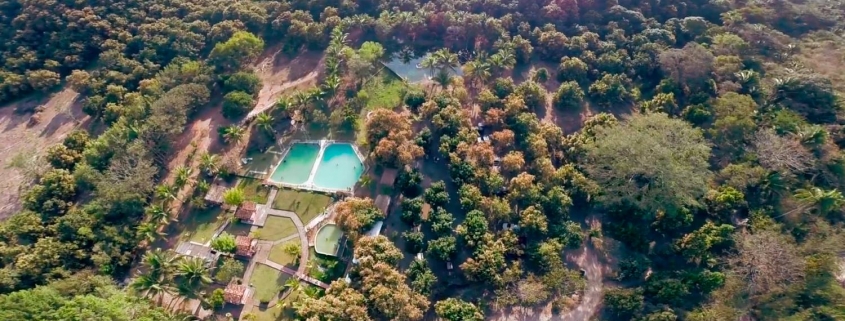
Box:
(302, 141, 328, 187)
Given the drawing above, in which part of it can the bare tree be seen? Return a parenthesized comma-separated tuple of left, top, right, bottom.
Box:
(752, 129, 814, 175)
(727, 230, 804, 296)
(659, 42, 715, 92)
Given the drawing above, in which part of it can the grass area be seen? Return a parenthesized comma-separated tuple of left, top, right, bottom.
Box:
(179, 207, 226, 244)
(241, 147, 284, 179)
(307, 249, 347, 283)
(224, 221, 252, 237)
(272, 189, 332, 224)
(269, 239, 300, 267)
(238, 177, 271, 204)
(255, 216, 298, 241)
(252, 263, 288, 303)
(249, 288, 303, 321)
(356, 70, 408, 145)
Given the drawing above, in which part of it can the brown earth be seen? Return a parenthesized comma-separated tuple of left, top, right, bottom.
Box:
(0, 88, 90, 220)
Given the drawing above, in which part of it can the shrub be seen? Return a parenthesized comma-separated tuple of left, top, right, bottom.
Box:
(222, 91, 254, 119)
(211, 232, 237, 253)
(224, 71, 262, 95)
(553, 81, 584, 110)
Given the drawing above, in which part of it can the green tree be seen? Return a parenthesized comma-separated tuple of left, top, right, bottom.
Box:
(456, 210, 488, 248)
(582, 113, 711, 216)
(793, 187, 845, 217)
(211, 232, 237, 253)
(434, 298, 484, 321)
(427, 236, 457, 261)
(209, 31, 265, 72)
(215, 258, 245, 283)
(553, 81, 584, 111)
(223, 71, 262, 95)
(604, 287, 644, 319)
(222, 187, 245, 207)
(206, 288, 226, 310)
(222, 91, 254, 119)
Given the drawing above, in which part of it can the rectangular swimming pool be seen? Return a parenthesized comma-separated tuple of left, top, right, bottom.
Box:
(269, 143, 320, 185)
(312, 144, 364, 191)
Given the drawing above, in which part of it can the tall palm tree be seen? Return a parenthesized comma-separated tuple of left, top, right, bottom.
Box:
(147, 204, 174, 225)
(255, 113, 275, 136)
(284, 278, 301, 293)
(420, 55, 438, 78)
(221, 125, 245, 144)
(432, 69, 453, 92)
(173, 165, 192, 189)
(199, 153, 219, 175)
(144, 248, 178, 277)
(137, 222, 167, 243)
(175, 256, 213, 295)
(794, 187, 845, 216)
(131, 272, 171, 304)
(463, 60, 491, 88)
(292, 91, 310, 110)
(432, 48, 459, 72)
(322, 74, 341, 97)
(155, 184, 177, 202)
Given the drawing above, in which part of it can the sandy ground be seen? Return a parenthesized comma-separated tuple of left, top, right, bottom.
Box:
(0, 89, 89, 219)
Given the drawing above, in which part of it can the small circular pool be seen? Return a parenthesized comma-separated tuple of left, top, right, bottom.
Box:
(314, 224, 344, 257)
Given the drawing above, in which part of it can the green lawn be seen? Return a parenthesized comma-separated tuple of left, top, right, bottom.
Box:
(180, 207, 226, 244)
(269, 239, 300, 267)
(360, 71, 407, 110)
(249, 288, 303, 321)
(241, 147, 283, 179)
(238, 177, 271, 204)
(224, 221, 253, 237)
(255, 216, 298, 241)
(272, 189, 332, 224)
(251, 264, 288, 303)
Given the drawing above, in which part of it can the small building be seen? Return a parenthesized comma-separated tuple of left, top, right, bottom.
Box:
(374, 194, 391, 216)
(379, 168, 399, 187)
(223, 283, 249, 305)
(235, 201, 257, 222)
(175, 242, 218, 265)
(235, 235, 256, 257)
(204, 181, 228, 205)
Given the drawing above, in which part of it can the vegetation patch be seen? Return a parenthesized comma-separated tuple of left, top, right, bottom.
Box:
(237, 177, 271, 204)
(251, 263, 287, 303)
(269, 239, 300, 267)
(255, 216, 298, 241)
(272, 189, 332, 224)
(180, 207, 226, 244)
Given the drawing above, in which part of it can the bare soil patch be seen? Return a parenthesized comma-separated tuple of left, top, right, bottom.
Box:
(0, 88, 89, 219)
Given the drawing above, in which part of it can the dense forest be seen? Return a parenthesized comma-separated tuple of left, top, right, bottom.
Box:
(2, 0, 845, 319)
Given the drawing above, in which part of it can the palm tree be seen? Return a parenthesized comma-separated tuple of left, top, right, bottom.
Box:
(173, 165, 192, 188)
(144, 248, 178, 277)
(432, 69, 453, 92)
(137, 222, 167, 243)
(220, 125, 245, 144)
(130, 272, 171, 304)
(420, 55, 438, 77)
(322, 74, 341, 97)
(431, 48, 459, 72)
(283, 278, 301, 293)
(255, 113, 275, 136)
(199, 153, 219, 175)
(222, 187, 246, 207)
(292, 91, 310, 110)
(155, 184, 177, 202)
(794, 187, 845, 216)
(462, 60, 491, 88)
(175, 256, 213, 295)
(147, 204, 174, 225)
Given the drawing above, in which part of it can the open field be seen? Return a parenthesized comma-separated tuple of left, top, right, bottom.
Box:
(269, 239, 300, 267)
(180, 207, 226, 244)
(251, 263, 288, 303)
(272, 189, 332, 224)
(239, 177, 271, 204)
(0, 88, 89, 220)
(255, 216, 298, 241)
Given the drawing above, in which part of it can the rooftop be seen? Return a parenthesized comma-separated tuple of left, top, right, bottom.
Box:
(235, 236, 255, 257)
(204, 182, 227, 204)
(379, 168, 399, 186)
(374, 194, 391, 216)
(235, 201, 257, 221)
(223, 283, 247, 305)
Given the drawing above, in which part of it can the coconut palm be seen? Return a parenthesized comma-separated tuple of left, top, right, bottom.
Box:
(275, 96, 291, 113)
(144, 248, 178, 276)
(220, 125, 245, 144)
(255, 113, 275, 136)
(462, 60, 491, 88)
(222, 187, 246, 207)
(131, 272, 172, 304)
(432, 48, 459, 72)
(137, 222, 167, 243)
(199, 153, 219, 175)
(173, 165, 192, 188)
(432, 69, 453, 92)
(420, 55, 438, 77)
(196, 180, 211, 194)
(147, 204, 174, 225)
(283, 278, 301, 293)
(175, 256, 213, 294)
(292, 91, 310, 110)
(794, 187, 845, 216)
(155, 184, 177, 202)
(322, 74, 341, 97)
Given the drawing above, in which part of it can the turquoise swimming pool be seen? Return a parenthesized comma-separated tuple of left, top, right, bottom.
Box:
(314, 224, 344, 256)
(312, 144, 363, 190)
(383, 55, 463, 83)
(270, 143, 320, 184)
